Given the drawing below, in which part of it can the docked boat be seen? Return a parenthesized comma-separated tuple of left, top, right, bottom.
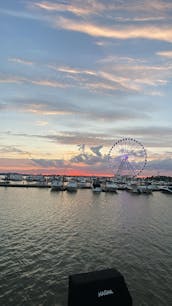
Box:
(130, 185, 140, 194)
(126, 182, 152, 194)
(137, 185, 152, 194)
(103, 180, 118, 192)
(51, 177, 64, 191)
(66, 180, 78, 192)
(160, 186, 172, 194)
(92, 179, 102, 193)
(77, 177, 90, 189)
(146, 183, 160, 191)
(126, 183, 139, 194)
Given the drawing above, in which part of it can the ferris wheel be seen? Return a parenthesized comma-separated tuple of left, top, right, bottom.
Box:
(107, 137, 147, 178)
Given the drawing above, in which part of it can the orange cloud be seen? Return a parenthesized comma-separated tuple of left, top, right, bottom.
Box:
(27, 108, 74, 115)
(33, 0, 172, 18)
(33, 1, 104, 16)
(157, 51, 172, 58)
(31, 79, 67, 88)
(57, 66, 96, 76)
(0, 76, 67, 88)
(54, 17, 172, 42)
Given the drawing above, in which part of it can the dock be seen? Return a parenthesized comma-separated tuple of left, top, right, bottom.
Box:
(0, 183, 51, 188)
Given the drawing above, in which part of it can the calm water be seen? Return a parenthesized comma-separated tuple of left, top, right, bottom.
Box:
(0, 187, 172, 306)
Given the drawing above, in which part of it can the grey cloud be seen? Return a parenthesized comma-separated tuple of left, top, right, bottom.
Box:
(2, 125, 172, 152)
(108, 126, 172, 148)
(147, 158, 172, 171)
(3, 95, 151, 123)
(6, 96, 80, 112)
(0, 145, 31, 155)
(70, 152, 108, 166)
(32, 0, 172, 21)
(90, 145, 103, 156)
(1, 130, 112, 147)
(70, 153, 90, 163)
(77, 144, 86, 153)
(82, 107, 150, 122)
(31, 159, 66, 168)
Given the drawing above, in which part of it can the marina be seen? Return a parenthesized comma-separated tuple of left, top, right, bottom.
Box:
(1, 174, 172, 195)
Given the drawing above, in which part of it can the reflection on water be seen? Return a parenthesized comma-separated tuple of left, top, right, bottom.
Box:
(0, 188, 172, 305)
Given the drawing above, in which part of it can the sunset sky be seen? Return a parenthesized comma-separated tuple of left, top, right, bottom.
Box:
(1, 0, 172, 176)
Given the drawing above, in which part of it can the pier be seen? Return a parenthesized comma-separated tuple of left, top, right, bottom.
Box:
(0, 182, 51, 188)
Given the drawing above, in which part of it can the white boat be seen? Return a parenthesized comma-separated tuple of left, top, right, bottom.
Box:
(92, 186, 102, 192)
(160, 186, 172, 194)
(77, 177, 90, 189)
(92, 179, 102, 193)
(103, 181, 118, 192)
(26, 175, 45, 182)
(130, 185, 140, 194)
(126, 183, 140, 194)
(147, 184, 160, 191)
(66, 180, 78, 192)
(127, 183, 152, 194)
(9, 174, 23, 181)
(137, 185, 152, 194)
(51, 177, 64, 191)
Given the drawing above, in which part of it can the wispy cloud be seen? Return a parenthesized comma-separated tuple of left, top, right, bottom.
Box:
(8, 57, 34, 65)
(2, 51, 171, 96)
(1, 130, 114, 147)
(147, 158, 172, 172)
(156, 51, 172, 58)
(0, 145, 32, 158)
(0, 75, 68, 88)
(97, 56, 172, 93)
(30, 79, 67, 88)
(33, 0, 172, 19)
(35, 120, 49, 126)
(2, 1, 172, 34)
(54, 17, 172, 42)
(31, 158, 67, 169)
(90, 145, 103, 157)
(114, 16, 166, 23)
(3, 98, 77, 116)
(56, 65, 96, 76)
(25, 107, 74, 116)
(33, 1, 96, 16)
(48, 64, 125, 93)
(48, 57, 171, 94)
(3, 94, 150, 122)
(109, 126, 172, 149)
(0, 76, 24, 84)
(50, 62, 159, 93)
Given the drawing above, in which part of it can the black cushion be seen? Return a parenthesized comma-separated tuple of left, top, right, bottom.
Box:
(68, 268, 132, 306)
